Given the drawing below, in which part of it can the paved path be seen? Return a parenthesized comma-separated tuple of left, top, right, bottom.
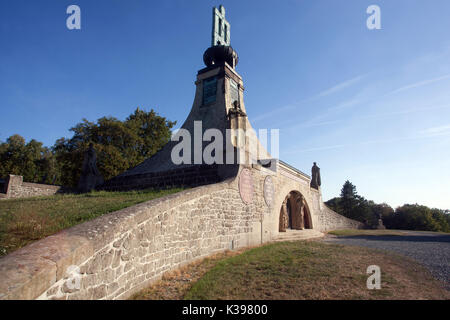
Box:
(322, 231, 450, 289)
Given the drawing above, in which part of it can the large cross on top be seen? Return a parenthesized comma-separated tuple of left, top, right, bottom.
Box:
(212, 5, 230, 47)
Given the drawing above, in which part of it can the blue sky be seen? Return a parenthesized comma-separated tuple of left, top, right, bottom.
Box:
(1, 0, 449, 209)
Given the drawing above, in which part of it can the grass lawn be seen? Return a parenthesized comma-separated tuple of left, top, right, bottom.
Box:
(130, 249, 246, 300)
(327, 229, 448, 237)
(132, 241, 449, 300)
(0, 188, 183, 257)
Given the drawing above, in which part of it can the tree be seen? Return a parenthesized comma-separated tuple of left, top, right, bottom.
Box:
(371, 202, 395, 228)
(53, 108, 176, 187)
(326, 182, 449, 232)
(386, 204, 450, 232)
(326, 180, 379, 227)
(0, 134, 59, 184)
(339, 180, 358, 219)
(430, 208, 450, 232)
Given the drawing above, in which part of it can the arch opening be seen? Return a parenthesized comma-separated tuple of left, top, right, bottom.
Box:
(279, 191, 312, 232)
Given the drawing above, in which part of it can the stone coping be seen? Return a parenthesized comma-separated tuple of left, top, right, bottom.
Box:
(21, 182, 62, 190)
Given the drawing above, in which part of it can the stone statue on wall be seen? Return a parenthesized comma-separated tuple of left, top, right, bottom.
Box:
(78, 143, 104, 193)
(310, 162, 321, 189)
(297, 197, 305, 230)
(279, 199, 289, 232)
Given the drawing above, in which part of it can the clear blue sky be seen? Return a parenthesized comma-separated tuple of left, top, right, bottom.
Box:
(1, 0, 449, 209)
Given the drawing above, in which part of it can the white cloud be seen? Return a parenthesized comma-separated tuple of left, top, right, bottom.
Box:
(251, 104, 297, 123)
(283, 144, 346, 155)
(252, 74, 367, 125)
(389, 74, 450, 95)
(315, 74, 367, 98)
(420, 124, 450, 137)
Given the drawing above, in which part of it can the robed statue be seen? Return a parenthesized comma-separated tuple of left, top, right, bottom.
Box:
(77, 143, 104, 193)
(310, 162, 321, 189)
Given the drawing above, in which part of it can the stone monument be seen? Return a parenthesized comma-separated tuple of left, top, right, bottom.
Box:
(78, 143, 104, 193)
(102, 5, 270, 191)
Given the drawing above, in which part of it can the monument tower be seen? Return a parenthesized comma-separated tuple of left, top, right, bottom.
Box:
(102, 5, 270, 191)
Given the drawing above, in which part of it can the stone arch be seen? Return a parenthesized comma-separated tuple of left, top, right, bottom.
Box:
(279, 191, 313, 232)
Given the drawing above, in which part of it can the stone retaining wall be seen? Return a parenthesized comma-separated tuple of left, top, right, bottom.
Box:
(310, 190, 363, 231)
(0, 167, 362, 300)
(316, 205, 363, 231)
(1, 175, 63, 200)
(0, 179, 263, 300)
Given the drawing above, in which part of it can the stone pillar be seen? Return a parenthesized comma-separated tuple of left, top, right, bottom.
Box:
(5, 175, 23, 198)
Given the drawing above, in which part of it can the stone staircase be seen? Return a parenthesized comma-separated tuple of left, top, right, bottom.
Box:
(273, 229, 324, 242)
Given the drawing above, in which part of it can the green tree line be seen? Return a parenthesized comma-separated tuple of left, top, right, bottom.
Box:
(326, 180, 450, 233)
(0, 108, 176, 188)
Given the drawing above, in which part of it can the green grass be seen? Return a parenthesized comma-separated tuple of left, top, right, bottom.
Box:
(327, 229, 448, 237)
(0, 188, 183, 257)
(182, 241, 449, 300)
(327, 229, 408, 237)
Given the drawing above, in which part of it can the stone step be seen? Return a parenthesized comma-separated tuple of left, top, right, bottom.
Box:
(273, 229, 324, 242)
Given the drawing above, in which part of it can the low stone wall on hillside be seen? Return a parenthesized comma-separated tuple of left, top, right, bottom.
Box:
(317, 205, 363, 231)
(0, 179, 263, 300)
(0, 175, 63, 200)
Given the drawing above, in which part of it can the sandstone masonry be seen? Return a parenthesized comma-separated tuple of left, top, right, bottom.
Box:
(0, 166, 362, 300)
(0, 175, 63, 200)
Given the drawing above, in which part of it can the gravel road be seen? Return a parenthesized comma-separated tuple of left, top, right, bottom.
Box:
(322, 231, 450, 289)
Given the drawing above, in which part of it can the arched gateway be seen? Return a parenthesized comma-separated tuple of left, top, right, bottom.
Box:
(279, 191, 312, 232)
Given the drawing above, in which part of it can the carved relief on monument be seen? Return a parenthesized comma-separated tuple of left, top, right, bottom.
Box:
(238, 168, 254, 205)
(202, 76, 218, 105)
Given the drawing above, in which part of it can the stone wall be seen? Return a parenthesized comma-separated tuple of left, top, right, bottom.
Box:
(0, 177, 265, 300)
(0, 166, 362, 300)
(316, 203, 362, 231)
(0, 175, 63, 200)
(101, 164, 223, 191)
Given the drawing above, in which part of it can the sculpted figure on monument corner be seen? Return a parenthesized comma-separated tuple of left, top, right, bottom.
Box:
(78, 143, 104, 193)
(310, 162, 321, 189)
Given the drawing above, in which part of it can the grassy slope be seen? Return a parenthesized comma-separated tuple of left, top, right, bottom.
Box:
(178, 241, 448, 300)
(0, 188, 183, 256)
(130, 250, 246, 300)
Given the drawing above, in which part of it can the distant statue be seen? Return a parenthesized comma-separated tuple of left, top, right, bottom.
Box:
(376, 211, 383, 220)
(310, 162, 321, 189)
(78, 143, 104, 193)
(375, 212, 386, 230)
